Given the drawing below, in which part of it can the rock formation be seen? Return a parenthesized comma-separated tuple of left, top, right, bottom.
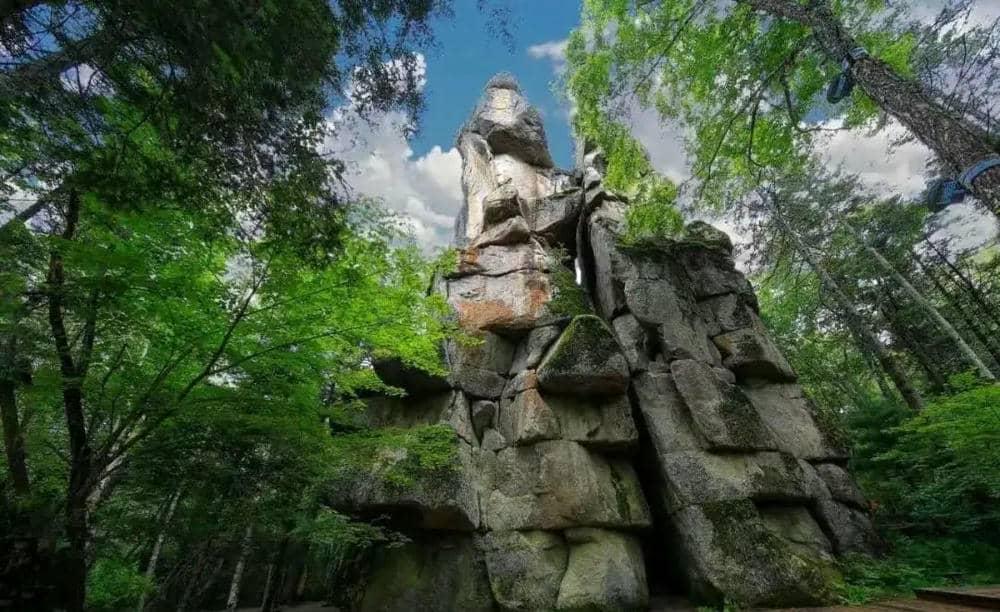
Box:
(330, 75, 880, 610)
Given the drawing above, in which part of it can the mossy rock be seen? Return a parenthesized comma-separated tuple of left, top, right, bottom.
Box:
(672, 500, 839, 608)
(537, 315, 629, 395)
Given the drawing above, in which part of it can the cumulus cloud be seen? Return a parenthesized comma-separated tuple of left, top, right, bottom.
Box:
(323, 53, 463, 249)
(324, 110, 462, 248)
(527, 39, 569, 73)
(817, 119, 933, 197)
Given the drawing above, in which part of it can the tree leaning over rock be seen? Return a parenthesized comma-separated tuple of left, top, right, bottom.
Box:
(566, 0, 1000, 216)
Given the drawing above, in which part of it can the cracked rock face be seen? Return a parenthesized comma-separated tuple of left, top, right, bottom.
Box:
(335, 75, 879, 611)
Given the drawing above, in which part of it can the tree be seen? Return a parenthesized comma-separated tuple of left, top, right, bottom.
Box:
(565, 0, 1000, 216)
(1, 3, 475, 608)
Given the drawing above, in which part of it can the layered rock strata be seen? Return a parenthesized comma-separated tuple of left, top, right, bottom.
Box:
(330, 75, 879, 610)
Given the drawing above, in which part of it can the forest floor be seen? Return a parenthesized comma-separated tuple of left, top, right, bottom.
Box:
(229, 587, 1000, 611)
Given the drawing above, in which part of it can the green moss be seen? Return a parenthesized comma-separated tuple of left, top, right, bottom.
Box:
(541, 315, 616, 376)
(718, 386, 769, 449)
(547, 247, 591, 316)
(699, 500, 837, 608)
(609, 463, 632, 521)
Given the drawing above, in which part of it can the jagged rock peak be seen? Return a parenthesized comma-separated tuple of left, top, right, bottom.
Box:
(463, 72, 554, 168)
(483, 71, 522, 92)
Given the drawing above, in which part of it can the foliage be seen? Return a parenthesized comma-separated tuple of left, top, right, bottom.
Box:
(329, 424, 461, 489)
(867, 382, 1000, 536)
(834, 535, 1000, 605)
(86, 557, 154, 612)
(547, 247, 591, 316)
(563, 0, 993, 210)
(563, 26, 682, 233)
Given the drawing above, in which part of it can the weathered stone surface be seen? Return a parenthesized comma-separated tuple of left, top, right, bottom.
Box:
(713, 327, 797, 382)
(669, 500, 836, 608)
(498, 387, 636, 450)
(698, 292, 758, 338)
(524, 188, 582, 247)
(814, 500, 882, 556)
(509, 325, 561, 374)
(498, 387, 560, 446)
(611, 313, 652, 372)
(468, 76, 554, 168)
(486, 440, 650, 531)
(448, 270, 555, 333)
(759, 504, 834, 561)
(359, 533, 494, 612)
(656, 450, 826, 513)
(456, 131, 498, 245)
(587, 206, 629, 319)
(471, 400, 497, 439)
(624, 268, 719, 365)
(371, 356, 451, 397)
(447, 332, 517, 374)
(453, 240, 549, 278)
(684, 220, 734, 253)
(444, 333, 513, 398)
(676, 243, 753, 300)
(557, 528, 648, 611)
(327, 440, 480, 531)
(632, 371, 703, 453)
(492, 153, 559, 202)
(363, 392, 477, 447)
(483, 182, 523, 226)
(482, 428, 507, 452)
(537, 315, 629, 395)
(503, 369, 538, 398)
(546, 393, 638, 452)
(815, 463, 868, 509)
(743, 382, 844, 460)
(450, 367, 506, 399)
(472, 215, 531, 248)
(670, 360, 777, 451)
(482, 530, 568, 611)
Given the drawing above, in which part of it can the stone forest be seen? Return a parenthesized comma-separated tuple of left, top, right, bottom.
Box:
(3, 2, 1000, 612)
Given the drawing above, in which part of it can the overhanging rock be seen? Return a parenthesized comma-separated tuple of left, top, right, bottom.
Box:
(333, 74, 879, 611)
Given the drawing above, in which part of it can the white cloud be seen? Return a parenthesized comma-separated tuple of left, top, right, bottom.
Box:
(321, 53, 462, 249)
(817, 119, 932, 197)
(527, 39, 569, 73)
(323, 109, 462, 249)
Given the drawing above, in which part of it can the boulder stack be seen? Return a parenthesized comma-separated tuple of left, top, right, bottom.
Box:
(331, 75, 879, 610)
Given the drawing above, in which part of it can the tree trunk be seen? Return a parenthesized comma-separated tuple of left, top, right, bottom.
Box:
(920, 259, 1000, 369)
(259, 563, 275, 611)
(862, 242, 996, 381)
(45, 191, 93, 612)
(922, 238, 1000, 331)
(136, 487, 183, 612)
(260, 535, 290, 612)
(772, 208, 925, 410)
(226, 525, 253, 611)
(0, 335, 30, 495)
(881, 289, 949, 393)
(744, 0, 1000, 216)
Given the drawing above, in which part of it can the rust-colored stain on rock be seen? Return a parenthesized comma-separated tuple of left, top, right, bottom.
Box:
(526, 275, 551, 311)
(456, 299, 515, 331)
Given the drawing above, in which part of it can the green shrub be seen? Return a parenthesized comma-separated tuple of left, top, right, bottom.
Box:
(864, 383, 1000, 536)
(87, 557, 154, 612)
(834, 535, 1000, 605)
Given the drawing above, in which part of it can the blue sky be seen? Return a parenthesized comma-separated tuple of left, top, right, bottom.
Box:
(327, 0, 999, 251)
(411, 1, 580, 167)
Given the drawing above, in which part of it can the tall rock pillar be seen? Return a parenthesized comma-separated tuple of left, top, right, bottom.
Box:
(331, 75, 879, 611)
